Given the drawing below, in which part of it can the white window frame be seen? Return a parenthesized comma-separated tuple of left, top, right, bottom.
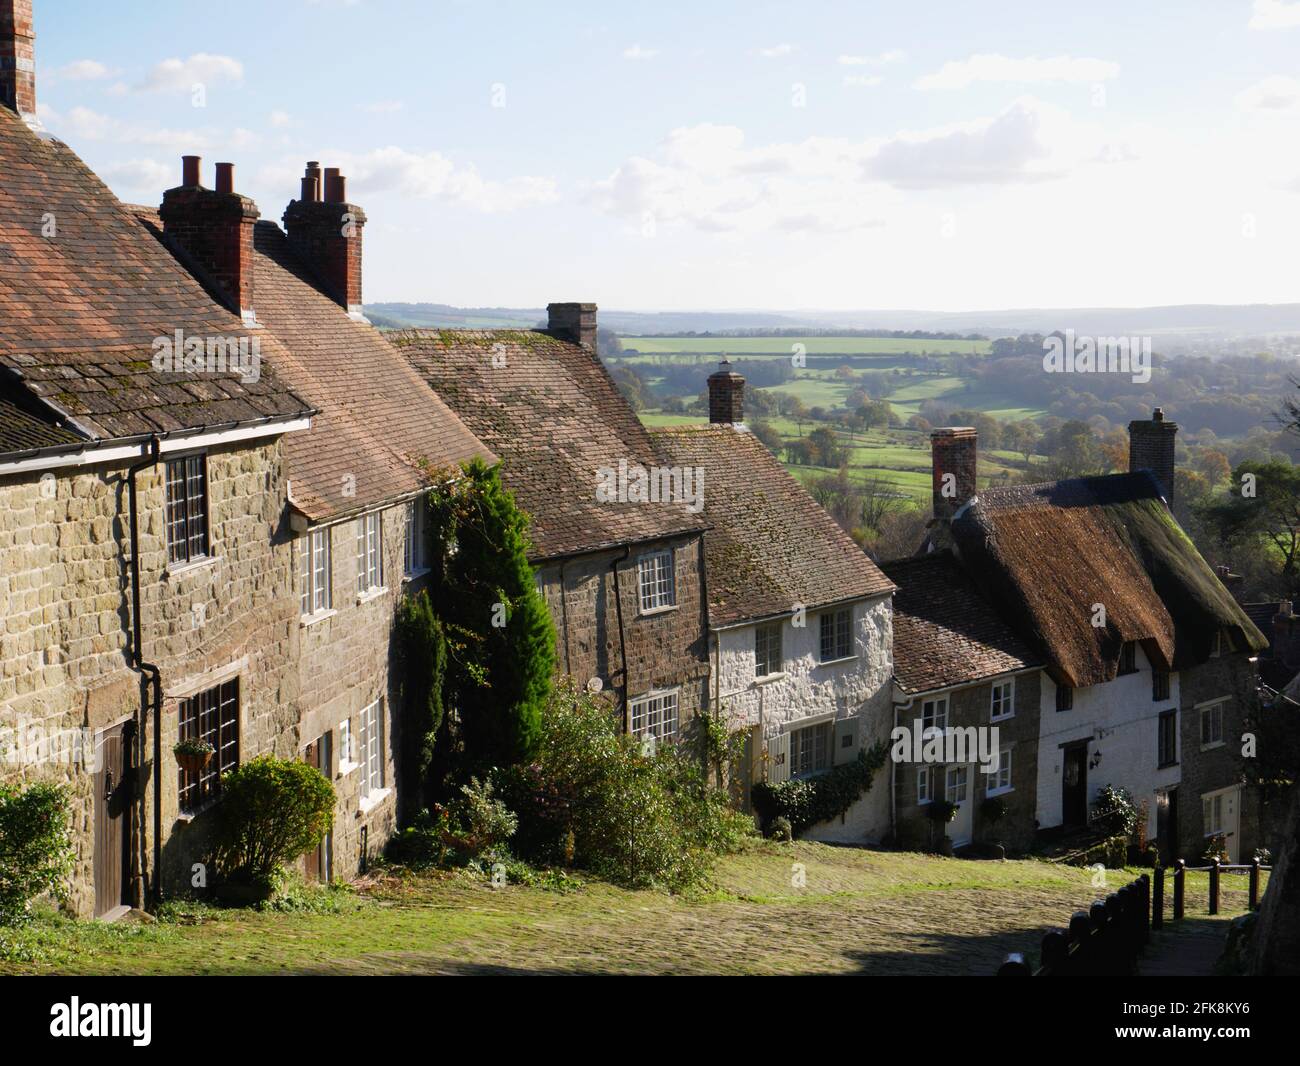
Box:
(337, 718, 358, 775)
(357, 511, 384, 595)
(358, 698, 384, 798)
(920, 696, 948, 733)
(629, 689, 679, 743)
(789, 719, 833, 779)
(987, 746, 1013, 795)
(165, 452, 210, 566)
(1203, 793, 1225, 836)
(945, 765, 969, 805)
(754, 621, 783, 679)
(1199, 699, 1226, 750)
(818, 607, 853, 663)
(299, 528, 332, 619)
(917, 765, 931, 805)
(637, 549, 676, 614)
(990, 678, 1015, 721)
(403, 500, 427, 577)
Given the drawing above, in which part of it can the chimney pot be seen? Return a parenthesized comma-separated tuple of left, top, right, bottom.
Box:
(182, 154, 202, 188)
(323, 167, 344, 203)
(707, 358, 745, 425)
(215, 162, 234, 195)
(931, 427, 978, 521)
(283, 169, 367, 313)
(547, 302, 597, 351)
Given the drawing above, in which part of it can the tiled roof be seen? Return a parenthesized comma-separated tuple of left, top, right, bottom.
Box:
(393, 329, 706, 559)
(652, 424, 895, 626)
(0, 396, 81, 452)
(949, 472, 1269, 686)
(0, 106, 311, 444)
(233, 226, 494, 521)
(880, 552, 1040, 694)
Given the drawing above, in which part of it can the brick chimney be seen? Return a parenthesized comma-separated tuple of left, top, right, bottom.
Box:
(547, 303, 597, 350)
(1129, 407, 1178, 505)
(708, 359, 745, 425)
(1274, 602, 1300, 672)
(283, 161, 366, 318)
(0, 0, 36, 121)
(931, 427, 978, 521)
(160, 156, 259, 324)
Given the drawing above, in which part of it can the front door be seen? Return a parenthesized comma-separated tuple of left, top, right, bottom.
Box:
(1156, 787, 1179, 863)
(1062, 743, 1088, 827)
(945, 765, 973, 846)
(93, 721, 132, 919)
(1203, 787, 1241, 863)
(303, 734, 332, 882)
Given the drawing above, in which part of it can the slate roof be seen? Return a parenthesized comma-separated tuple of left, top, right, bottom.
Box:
(0, 105, 311, 448)
(881, 552, 1041, 695)
(393, 329, 706, 559)
(948, 472, 1269, 687)
(0, 396, 80, 452)
(652, 424, 895, 626)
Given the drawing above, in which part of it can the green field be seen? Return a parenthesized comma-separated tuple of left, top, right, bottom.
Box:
(620, 336, 991, 355)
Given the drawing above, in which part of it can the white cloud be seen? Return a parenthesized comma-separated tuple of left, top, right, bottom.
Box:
(1236, 74, 1300, 112)
(138, 53, 243, 93)
(843, 74, 883, 88)
(1249, 0, 1300, 28)
(42, 104, 211, 150)
(623, 44, 659, 60)
(361, 100, 404, 114)
(915, 53, 1119, 90)
(99, 158, 174, 196)
(753, 43, 795, 58)
(51, 59, 119, 82)
(269, 110, 293, 128)
(838, 50, 903, 66)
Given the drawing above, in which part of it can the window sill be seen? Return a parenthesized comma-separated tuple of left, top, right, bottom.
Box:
(991, 713, 1015, 723)
(299, 608, 337, 629)
(817, 654, 857, 668)
(1200, 741, 1225, 753)
(753, 671, 787, 686)
(165, 555, 219, 580)
(356, 585, 389, 605)
(175, 798, 219, 824)
(1158, 760, 1179, 770)
(402, 567, 431, 583)
(986, 786, 1014, 798)
(358, 787, 392, 815)
(639, 604, 678, 619)
(338, 760, 360, 778)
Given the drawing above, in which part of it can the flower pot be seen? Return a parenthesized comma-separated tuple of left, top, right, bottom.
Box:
(176, 749, 213, 775)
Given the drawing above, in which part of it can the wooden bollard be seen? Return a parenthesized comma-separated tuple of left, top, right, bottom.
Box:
(1209, 860, 1220, 916)
(1173, 859, 1185, 920)
(1152, 866, 1164, 929)
(1249, 858, 1260, 911)
(1042, 929, 1070, 974)
(1139, 874, 1151, 944)
(998, 952, 1032, 976)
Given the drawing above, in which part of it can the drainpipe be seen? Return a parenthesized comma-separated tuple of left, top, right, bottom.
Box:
(557, 558, 571, 675)
(126, 435, 163, 908)
(609, 546, 631, 727)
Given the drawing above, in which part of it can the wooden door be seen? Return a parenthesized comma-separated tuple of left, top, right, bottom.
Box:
(93, 721, 131, 919)
(303, 735, 331, 882)
(1062, 744, 1088, 827)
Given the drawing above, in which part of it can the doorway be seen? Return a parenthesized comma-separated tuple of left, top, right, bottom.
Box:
(93, 720, 132, 920)
(1156, 787, 1179, 863)
(945, 764, 973, 847)
(1202, 786, 1241, 863)
(304, 733, 333, 882)
(1062, 742, 1088, 827)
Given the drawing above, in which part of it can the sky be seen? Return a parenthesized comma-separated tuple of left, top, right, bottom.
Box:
(28, 0, 1300, 311)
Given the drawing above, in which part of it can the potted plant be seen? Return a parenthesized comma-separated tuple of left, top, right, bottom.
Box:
(926, 799, 958, 853)
(174, 737, 214, 775)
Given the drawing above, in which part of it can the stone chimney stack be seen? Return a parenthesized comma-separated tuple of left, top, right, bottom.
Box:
(931, 427, 978, 521)
(1129, 407, 1178, 505)
(283, 161, 367, 318)
(547, 303, 597, 350)
(708, 359, 745, 425)
(0, 0, 36, 122)
(160, 156, 260, 324)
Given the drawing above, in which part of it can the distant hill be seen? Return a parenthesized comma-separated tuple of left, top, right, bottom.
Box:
(364, 301, 1300, 341)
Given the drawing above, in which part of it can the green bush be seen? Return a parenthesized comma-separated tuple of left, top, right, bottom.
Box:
(494, 681, 751, 890)
(1091, 784, 1140, 838)
(0, 782, 74, 925)
(751, 742, 888, 835)
(210, 756, 335, 890)
(394, 587, 446, 823)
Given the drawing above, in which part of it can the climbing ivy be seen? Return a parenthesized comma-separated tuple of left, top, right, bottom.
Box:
(751, 741, 888, 835)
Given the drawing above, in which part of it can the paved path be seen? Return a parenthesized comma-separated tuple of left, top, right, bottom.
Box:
(1139, 917, 1233, 976)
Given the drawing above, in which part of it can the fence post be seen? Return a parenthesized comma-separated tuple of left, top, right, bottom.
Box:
(1153, 865, 1164, 929)
(1173, 859, 1185, 920)
(1041, 929, 1070, 975)
(1070, 911, 1094, 976)
(1209, 860, 1220, 916)
(998, 953, 1032, 976)
(1137, 875, 1150, 945)
(1249, 858, 1260, 911)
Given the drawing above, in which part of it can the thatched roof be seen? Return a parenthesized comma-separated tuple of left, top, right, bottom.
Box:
(950, 472, 1268, 688)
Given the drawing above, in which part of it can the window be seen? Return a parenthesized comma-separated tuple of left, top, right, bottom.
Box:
(917, 766, 931, 804)
(988, 746, 1013, 794)
(920, 696, 948, 732)
(990, 679, 1014, 720)
(629, 690, 679, 743)
(403, 501, 426, 576)
(165, 454, 209, 565)
(1203, 793, 1224, 836)
(177, 678, 239, 812)
(637, 550, 675, 612)
(298, 528, 331, 617)
(358, 698, 384, 798)
(755, 622, 783, 678)
(819, 608, 852, 662)
(338, 717, 354, 770)
(1056, 684, 1074, 712)
(945, 765, 969, 805)
(1153, 670, 1171, 702)
(1118, 641, 1137, 675)
(356, 512, 383, 594)
(790, 721, 832, 778)
(1200, 703, 1224, 748)
(1158, 710, 1178, 767)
